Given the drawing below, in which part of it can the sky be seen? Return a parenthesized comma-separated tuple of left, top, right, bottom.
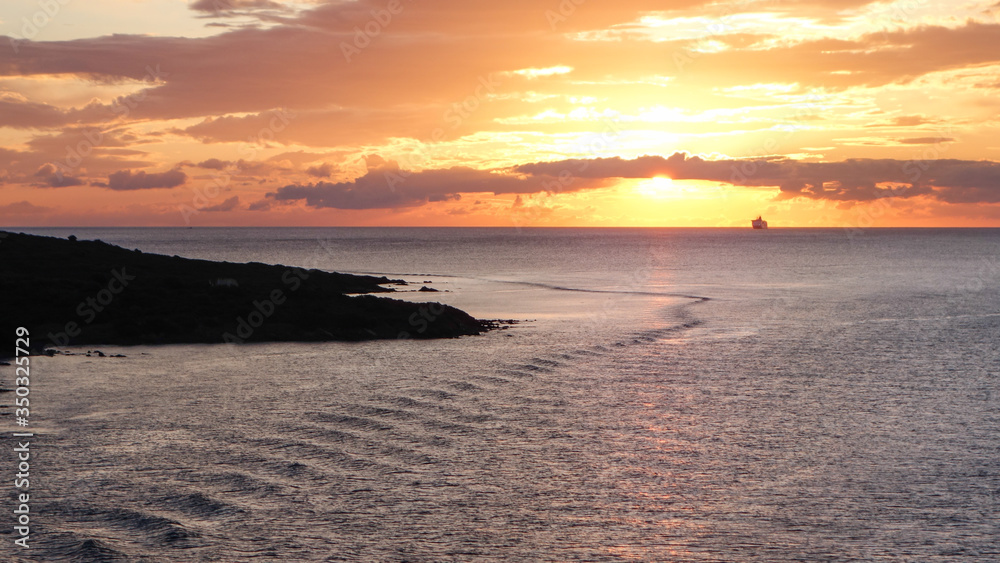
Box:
(1, 0, 999, 227)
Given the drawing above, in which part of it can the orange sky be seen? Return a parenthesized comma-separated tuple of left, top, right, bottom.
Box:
(1, 0, 1000, 227)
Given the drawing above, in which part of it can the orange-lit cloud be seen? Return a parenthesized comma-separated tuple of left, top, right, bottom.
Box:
(1, 0, 999, 226)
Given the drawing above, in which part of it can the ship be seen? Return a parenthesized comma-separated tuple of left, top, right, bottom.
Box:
(751, 216, 767, 229)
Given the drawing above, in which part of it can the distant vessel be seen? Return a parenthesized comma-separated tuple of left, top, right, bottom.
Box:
(751, 216, 768, 229)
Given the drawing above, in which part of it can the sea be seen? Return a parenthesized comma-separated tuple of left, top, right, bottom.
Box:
(2, 227, 998, 562)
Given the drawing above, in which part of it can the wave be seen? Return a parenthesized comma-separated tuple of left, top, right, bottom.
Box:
(38, 536, 130, 563)
(157, 492, 244, 519)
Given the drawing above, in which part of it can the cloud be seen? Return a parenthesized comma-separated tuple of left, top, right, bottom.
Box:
(180, 107, 447, 147)
(652, 22, 1000, 90)
(0, 94, 114, 129)
(0, 200, 50, 215)
(0, 1, 706, 125)
(201, 195, 241, 212)
(189, 0, 290, 17)
(46, 174, 85, 187)
(5, 7, 995, 141)
(306, 162, 335, 177)
(515, 153, 1000, 203)
(197, 158, 233, 170)
(866, 115, 937, 128)
(34, 164, 84, 188)
(8, 128, 153, 182)
(1, 1, 999, 226)
(247, 198, 275, 211)
(898, 137, 955, 145)
(107, 168, 187, 190)
(269, 156, 609, 210)
(507, 66, 574, 79)
(271, 151, 1000, 210)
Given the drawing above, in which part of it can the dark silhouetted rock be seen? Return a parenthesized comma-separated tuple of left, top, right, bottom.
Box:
(0, 231, 491, 354)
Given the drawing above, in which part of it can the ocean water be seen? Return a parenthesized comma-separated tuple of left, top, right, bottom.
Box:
(2, 227, 998, 562)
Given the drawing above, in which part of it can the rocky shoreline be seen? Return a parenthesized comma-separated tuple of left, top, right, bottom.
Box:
(0, 231, 494, 354)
